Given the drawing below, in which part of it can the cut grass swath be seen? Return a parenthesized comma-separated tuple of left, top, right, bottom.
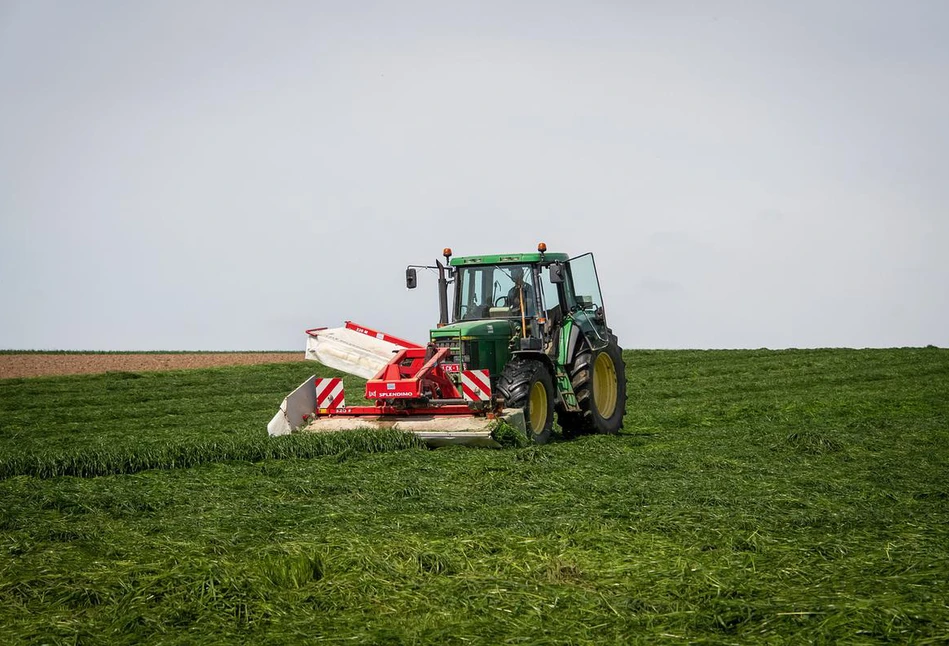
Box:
(0, 429, 424, 479)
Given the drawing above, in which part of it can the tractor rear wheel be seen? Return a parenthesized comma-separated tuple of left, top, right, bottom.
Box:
(496, 358, 555, 444)
(559, 334, 627, 435)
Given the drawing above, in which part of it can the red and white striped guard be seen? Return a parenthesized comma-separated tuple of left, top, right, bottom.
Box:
(315, 378, 345, 410)
(460, 369, 491, 402)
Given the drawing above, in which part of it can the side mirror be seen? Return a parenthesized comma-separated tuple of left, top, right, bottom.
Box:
(549, 263, 565, 284)
(405, 268, 417, 289)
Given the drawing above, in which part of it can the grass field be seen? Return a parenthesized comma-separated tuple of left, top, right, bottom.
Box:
(1, 348, 947, 644)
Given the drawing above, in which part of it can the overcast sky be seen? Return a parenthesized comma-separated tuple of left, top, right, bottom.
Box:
(1, 0, 947, 350)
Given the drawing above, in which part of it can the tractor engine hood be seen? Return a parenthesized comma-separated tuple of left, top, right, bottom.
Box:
(430, 319, 514, 340)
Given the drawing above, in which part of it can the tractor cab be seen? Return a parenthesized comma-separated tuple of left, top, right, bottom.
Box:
(453, 260, 544, 321)
(450, 250, 608, 339)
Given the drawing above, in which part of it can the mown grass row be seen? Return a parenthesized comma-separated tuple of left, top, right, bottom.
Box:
(0, 429, 423, 479)
(0, 362, 364, 455)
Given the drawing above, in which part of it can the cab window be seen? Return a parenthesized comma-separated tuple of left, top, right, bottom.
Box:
(567, 253, 603, 311)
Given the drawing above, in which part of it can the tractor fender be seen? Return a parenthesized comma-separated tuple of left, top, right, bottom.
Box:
(511, 350, 578, 413)
(510, 350, 556, 375)
(564, 322, 582, 365)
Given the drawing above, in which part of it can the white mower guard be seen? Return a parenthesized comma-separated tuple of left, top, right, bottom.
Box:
(267, 375, 318, 437)
(304, 324, 418, 379)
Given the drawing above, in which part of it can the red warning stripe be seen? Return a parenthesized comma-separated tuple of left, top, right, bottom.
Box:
(344, 321, 421, 349)
(315, 378, 345, 410)
(460, 369, 491, 401)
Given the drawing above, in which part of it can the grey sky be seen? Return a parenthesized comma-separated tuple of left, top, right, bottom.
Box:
(1, 0, 947, 350)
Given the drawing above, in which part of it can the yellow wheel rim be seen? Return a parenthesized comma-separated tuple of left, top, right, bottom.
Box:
(593, 353, 618, 418)
(528, 381, 548, 434)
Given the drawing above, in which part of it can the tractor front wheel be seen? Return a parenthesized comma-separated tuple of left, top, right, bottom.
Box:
(496, 358, 555, 444)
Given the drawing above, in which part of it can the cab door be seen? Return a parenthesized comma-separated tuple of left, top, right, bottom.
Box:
(565, 253, 610, 349)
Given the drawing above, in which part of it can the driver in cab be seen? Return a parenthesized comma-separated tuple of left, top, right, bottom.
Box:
(506, 266, 535, 317)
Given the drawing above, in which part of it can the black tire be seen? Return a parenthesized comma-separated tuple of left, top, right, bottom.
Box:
(496, 358, 555, 444)
(559, 333, 627, 435)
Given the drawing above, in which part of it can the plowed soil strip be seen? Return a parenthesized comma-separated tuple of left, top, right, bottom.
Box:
(0, 353, 302, 379)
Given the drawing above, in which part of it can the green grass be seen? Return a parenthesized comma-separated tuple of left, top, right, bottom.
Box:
(1, 348, 947, 644)
(0, 362, 371, 469)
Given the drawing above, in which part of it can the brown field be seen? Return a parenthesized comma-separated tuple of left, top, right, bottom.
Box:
(0, 353, 303, 380)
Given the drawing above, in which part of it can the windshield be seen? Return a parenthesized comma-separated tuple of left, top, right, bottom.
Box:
(455, 264, 537, 321)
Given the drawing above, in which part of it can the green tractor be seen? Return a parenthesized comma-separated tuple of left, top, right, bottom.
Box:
(407, 244, 627, 443)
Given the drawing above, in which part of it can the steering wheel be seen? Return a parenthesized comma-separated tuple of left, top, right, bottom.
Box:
(494, 296, 509, 307)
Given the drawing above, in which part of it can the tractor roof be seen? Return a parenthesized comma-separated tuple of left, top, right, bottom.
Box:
(450, 252, 570, 267)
